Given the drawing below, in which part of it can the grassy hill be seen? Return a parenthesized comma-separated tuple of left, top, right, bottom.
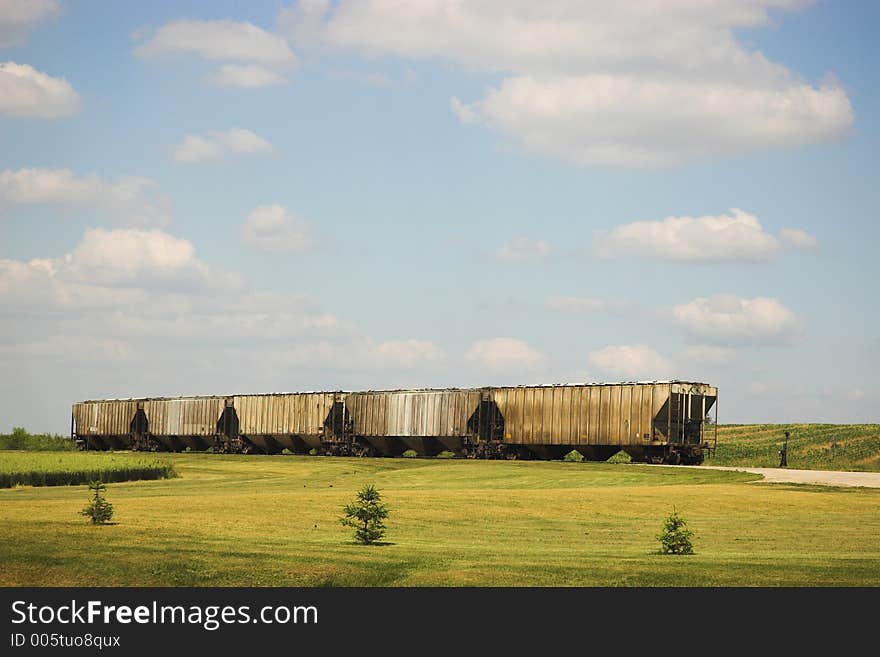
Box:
(1, 453, 879, 586)
(710, 424, 880, 471)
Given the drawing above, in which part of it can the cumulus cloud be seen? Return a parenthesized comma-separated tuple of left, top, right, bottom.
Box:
(281, 1, 853, 167)
(0, 167, 171, 226)
(242, 204, 315, 254)
(135, 19, 296, 89)
(173, 128, 274, 163)
(458, 75, 852, 167)
(0, 229, 345, 335)
(594, 209, 818, 262)
(464, 337, 547, 373)
(206, 64, 289, 88)
(494, 237, 552, 263)
(588, 344, 673, 380)
(450, 96, 477, 124)
(135, 19, 295, 65)
(0, 0, 59, 47)
(0, 228, 244, 299)
(66, 228, 245, 290)
(0, 224, 459, 430)
(0, 61, 80, 119)
(0, 335, 135, 364)
(279, 1, 804, 78)
(368, 339, 444, 369)
(671, 295, 802, 345)
(778, 227, 819, 250)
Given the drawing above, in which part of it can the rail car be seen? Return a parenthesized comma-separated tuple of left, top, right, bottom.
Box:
(71, 381, 717, 464)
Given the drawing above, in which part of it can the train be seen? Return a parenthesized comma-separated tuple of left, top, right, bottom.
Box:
(71, 381, 718, 465)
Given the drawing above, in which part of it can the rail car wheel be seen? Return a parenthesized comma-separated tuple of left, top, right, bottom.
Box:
(667, 452, 682, 465)
(351, 443, 376, 457)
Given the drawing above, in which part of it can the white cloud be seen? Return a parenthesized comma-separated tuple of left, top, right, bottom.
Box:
(221, 128, 274, 155)
(588, 344, 674, 380)
(0, 335, 135, 364)
(279, 1, 804, 78)
(278, 0, 331, 49)
(135, 19, 296, 91)
(282, 1, 853, 167)
(0, 230, 337, 329)
(544, 296, 631, 315)
(0, 228, 247, 325)
(464, 337, 547, 373)
(450, 96, 476, 124)
(173, 128, 274, 163)
(594, 208, 817, 262)
(778, 227, 819, 250)
(494, 237, 552, 263)
(242, 204, 315, 254)
(135, 19, 295, 66)
(0, 225, 474, 431)
(0, 167, 171, 226)
(672, 295, 802, 345)
(368, 339, 444, 369)
(206, 64, 289, 88)
(172, 135, 222, 162)
(0, 228, 243, 294)
(66, 228, 240, 289)
(0, 0, 59, 47)
(0, 61, 80, 119)
(465, 75, 852, 167)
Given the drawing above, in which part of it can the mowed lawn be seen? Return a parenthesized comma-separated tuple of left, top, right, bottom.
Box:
(1, 453, 879, 586)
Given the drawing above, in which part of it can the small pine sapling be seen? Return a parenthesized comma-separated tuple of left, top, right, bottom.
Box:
(657, 507, 694, 554)
(80, 481, 114, 525)
(340, 484, 389, 545)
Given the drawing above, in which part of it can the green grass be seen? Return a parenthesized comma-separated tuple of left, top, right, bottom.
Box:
(710, 424, 880, 471)
(0, 451, 176, 488)
(1, 453, 878, 586)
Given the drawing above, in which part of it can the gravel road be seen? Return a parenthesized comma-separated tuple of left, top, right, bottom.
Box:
(690, 465, 880, 488)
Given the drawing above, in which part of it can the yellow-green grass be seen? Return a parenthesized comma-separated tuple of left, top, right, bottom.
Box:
(1, 453, 878, 586)
(711, 424, 880, 471)
(0, 451, 175, 488)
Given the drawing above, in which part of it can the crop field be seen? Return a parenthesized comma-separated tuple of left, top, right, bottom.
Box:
(710, 424, 880, 471)
(0, 451, 176, 488)
(1, 452, 878, 586)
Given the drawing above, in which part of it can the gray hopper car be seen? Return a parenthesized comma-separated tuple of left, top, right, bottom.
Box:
(72, 380, 717, 464)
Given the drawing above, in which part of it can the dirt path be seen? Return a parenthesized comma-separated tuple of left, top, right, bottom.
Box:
(694, 465, 880, 488)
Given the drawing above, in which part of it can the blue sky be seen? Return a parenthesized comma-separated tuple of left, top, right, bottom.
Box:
(0, 1, 877, 432)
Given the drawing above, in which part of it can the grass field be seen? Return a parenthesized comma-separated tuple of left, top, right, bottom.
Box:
(0, 451, 176, 488)
(1, 453, 878, 586)
(710, 424, 880, 471)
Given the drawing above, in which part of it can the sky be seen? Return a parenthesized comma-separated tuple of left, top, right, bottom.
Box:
(0, 0, 877, 433)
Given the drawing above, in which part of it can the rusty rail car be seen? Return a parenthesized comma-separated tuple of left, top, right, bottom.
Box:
(71, 381, 717, 464)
